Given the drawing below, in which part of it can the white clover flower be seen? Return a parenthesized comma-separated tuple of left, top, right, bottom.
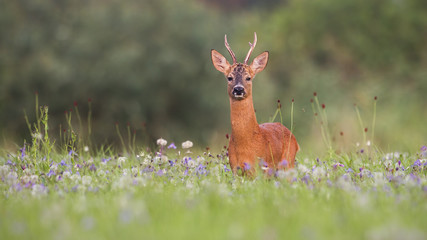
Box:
(30, 174, 39, 183)
(366, 140, 371, 146)
(32, 133, 43, 140)
(97, 169, 106, 177)
(161, 155, 168, 164)
(196, 156, 205, 165)
(31, 184, 47, 197)
(182, 140, 193, 149)
(157, 138, 167, 147)
(84, 146, 89, 152)
(187, 159, 196, 168)
(142, 156, 151, 165)
(0, 165, 10, 178)
(23, 168, 32, 175)
(50, 164, 58, 172)
(70, 174, 81, 183)
(82, 176, 92, 186)
(62, 171, 71, 178)
(297, 164, 309, 174)
(312, 166, 326, 179)
(6, 172, 18, 185)
(21, 175, 30, 183)
(118, 157, 127, 165)
(112, 175, 132, 190)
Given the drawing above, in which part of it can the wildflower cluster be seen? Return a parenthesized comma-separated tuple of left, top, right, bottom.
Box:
(1, 140, 426, 198)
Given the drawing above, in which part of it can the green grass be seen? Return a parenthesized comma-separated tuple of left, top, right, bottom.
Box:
(1, 143, 426, 240)
(1, 97, 426, 240)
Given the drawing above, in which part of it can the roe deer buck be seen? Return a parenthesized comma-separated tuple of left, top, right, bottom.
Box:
(211, 32, 299, 175)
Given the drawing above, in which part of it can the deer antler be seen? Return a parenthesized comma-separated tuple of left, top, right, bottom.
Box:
(243, 32, 257, 65)
(224, 34, 237, 64)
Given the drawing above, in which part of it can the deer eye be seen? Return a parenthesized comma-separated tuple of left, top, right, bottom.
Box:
(227, 77, 233, 82)
(246, 77, 251, 81)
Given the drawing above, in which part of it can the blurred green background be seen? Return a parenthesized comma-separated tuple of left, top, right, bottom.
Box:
(0, 0, 426, 152)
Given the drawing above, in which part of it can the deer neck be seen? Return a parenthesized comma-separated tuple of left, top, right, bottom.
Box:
(229, 97, 260, 141)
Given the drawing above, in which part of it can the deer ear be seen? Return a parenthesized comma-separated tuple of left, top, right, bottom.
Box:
(250, 51, 269, 75)
(211, 49, 230, 74)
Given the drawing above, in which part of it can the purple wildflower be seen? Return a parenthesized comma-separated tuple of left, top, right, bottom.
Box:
(279, 159, 288, 168)
(168, 160, 175, 167)
(20, 145, 26, 159)
(413, 159, 422, 167)
(346, 168, 354, 173)
(47, 169, 56, 177)
(243, 162, 251, 171)
(167, 143, 177, 149)
(71, 185, 79, 192)
(196, 164, 207, 176)
(156, 169, 164, 176)
(89, 164, 97, 172)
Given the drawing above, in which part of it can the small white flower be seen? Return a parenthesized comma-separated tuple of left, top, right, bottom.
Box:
(312, 167, 326, 179)
(23, 168, 32, 175)
(84, 146, 89, 152)
(30, 174, 39, 183)
(97, 169, 106, 177)
(6, 172, 18, 185)
(82, 176, 92, 185)
(50, 164, 58, 172)
(0, 165, 10, 178)
(118, 157, 127, 165)
(62, 171, 71, 178)
(157, 138, 167, 147)
(31, 184, 47, 197)
(70, 174, 81, 183)
(161, 155, 168, 164)
(123, 169, 129, 176)
(297, 164, 309, 174)
(187, 159, 196, 168)
(32, 133, 43, 140)
(182, 140, 193, 149)
(21, 175, 30, 183)
(366, 140, 371, 146)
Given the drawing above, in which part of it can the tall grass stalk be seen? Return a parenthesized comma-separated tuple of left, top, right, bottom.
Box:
(311, 94, 332, 151)
(354, 104, 367, 145)
(115, 123, 127, 154)
(371, 97, 377, 148)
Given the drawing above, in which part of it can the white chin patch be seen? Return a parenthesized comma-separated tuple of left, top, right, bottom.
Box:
(233, 93, 245, 99)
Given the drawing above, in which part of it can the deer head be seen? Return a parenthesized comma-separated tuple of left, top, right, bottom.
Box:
(211, 32, 269, 101)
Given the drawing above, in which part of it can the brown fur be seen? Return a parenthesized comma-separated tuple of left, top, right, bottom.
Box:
(211, 42, 299, 175)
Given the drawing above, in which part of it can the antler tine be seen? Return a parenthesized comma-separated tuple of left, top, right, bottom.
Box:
(224, 34, 237, 64)
(243, 32, 257, 65)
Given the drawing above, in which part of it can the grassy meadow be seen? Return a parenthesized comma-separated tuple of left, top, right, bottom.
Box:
(1, 95, 426, 240)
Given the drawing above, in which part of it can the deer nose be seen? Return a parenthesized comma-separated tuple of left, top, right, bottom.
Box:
(232, 86, 245, 96)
